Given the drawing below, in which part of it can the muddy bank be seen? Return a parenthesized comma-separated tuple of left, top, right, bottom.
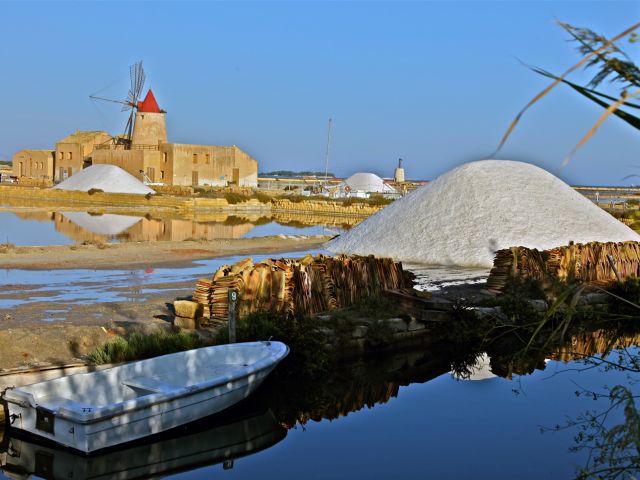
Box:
(0, 235, 330, 270)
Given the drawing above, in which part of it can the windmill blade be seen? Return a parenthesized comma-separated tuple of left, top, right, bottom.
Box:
(128, 61, 146, 107)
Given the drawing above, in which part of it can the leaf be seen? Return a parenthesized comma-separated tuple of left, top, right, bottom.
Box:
(563, 88, 640, 167)
(530, 66, 640, 130)
(493, 21, 640, 156)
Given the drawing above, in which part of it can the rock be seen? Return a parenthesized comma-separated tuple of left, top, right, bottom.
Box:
(385, 318, 408, 334)
(352, 325, 368, 339)
(174, 300, 203, 319)
(407, 318, 425, 332)
(316, 327, 334, 338)
(577, 293, 610, 306)
(174, 316, 199, 330)
(528, 299, 548, 312)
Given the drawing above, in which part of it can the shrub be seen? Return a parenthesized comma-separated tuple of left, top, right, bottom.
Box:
(224, 192, 247, 204)
(218, 311, 330, 377)
(88, 331, 204, 364)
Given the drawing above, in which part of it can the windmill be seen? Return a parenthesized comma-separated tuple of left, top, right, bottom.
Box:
(90, 61, 147, 146)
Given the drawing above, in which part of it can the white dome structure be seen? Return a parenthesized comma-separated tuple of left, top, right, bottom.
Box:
(53, 165, 155, 195)
(344, 172, 396, 193)
(328, 160, 640, 267)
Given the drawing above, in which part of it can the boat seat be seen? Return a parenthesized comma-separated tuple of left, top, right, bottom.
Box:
(122, 377, 177, 395)
(39, 395, 93, 413)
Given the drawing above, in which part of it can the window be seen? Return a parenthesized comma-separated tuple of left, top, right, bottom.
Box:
(163, 152, 168, 163)
(205, 154, 210, 164)
(69, 152, 73, 160)
(160, 170, 165, 179)
(59, 152, 64, 160)
(193, 153, 198, 164)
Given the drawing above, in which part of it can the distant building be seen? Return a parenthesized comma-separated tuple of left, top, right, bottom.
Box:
(394, 158, 405, 183)
(55, 131, 112, 181)
(12, 89, 258, 187)
(92, 90, 258, 187)
(12, 149, 55, 180)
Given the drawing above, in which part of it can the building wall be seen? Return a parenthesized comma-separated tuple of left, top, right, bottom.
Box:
(132, 112, 167, 145)
(55, 132, 111, 181)
(12, 150, 54, 180)
(233, 146, 258, 187)
(166, 144, 258, 187)
(92, 148, 164, 183)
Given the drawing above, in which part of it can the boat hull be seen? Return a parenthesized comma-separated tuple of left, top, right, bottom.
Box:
(3, 341, 288, 453)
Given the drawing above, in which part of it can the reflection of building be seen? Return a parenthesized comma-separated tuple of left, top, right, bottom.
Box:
(92, 90, 258, 187)
(55, 131, 112, 181)
(52, 212, 256, 243)
(12, 150, 54, 180)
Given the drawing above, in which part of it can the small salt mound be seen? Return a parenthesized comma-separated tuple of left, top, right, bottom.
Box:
(344, 172, 395, 193)
(53, 165, 155, 195)
(61, 212, 142, 236)
(328, 160, 640, 267)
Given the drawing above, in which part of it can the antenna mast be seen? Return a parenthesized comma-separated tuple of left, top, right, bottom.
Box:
(324, 118, 333, 187)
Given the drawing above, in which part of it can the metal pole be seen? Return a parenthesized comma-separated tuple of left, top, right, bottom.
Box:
(324, 118, 333, 187)
(228, 288, 237, 343)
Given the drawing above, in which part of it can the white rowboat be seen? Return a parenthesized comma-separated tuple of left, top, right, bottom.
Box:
(3, 341, 288, 453)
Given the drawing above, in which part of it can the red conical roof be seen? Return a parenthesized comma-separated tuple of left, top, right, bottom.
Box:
(137, 89, 162, 113)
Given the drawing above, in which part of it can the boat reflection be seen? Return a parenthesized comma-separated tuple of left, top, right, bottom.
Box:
(0, 408, 286, 480)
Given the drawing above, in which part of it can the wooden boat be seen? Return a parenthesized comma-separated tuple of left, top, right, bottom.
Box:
(2, 341, 288, 453)
(1, 408, 286, 479)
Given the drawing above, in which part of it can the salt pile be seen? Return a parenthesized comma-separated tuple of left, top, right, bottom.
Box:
(328, 160, 640, 267)
(53, 165, 155, 195)
(344, 172, 395, 193)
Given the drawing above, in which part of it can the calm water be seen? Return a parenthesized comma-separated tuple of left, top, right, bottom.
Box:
(0, 210, 342, 246)
(0, 250, 325, 308)
(1, 338, 636, 479)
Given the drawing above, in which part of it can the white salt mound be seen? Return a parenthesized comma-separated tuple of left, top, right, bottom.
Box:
(327, 160, 640, 268)
(53, 165, 155, 195)
(344, 172, 395, 193)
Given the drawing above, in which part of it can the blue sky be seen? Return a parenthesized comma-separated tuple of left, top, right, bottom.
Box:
(0, 1, 638, 185)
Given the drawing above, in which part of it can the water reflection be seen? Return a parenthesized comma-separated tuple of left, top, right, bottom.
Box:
(0, 210, 352, 246)
(0, 408, 285, 479)
(1, 322, 638, 479)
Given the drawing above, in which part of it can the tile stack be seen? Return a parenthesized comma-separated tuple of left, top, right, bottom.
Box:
(192, 254, 409, 324)
(486, 241, 640, 292)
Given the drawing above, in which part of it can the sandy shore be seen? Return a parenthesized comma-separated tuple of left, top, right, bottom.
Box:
(0, 234, 332, 369)
(0, 235, 331, 270)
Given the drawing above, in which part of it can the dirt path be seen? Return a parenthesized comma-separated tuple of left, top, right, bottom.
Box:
(0, 235, 331, 270)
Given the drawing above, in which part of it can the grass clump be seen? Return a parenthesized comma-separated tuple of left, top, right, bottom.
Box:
(224, 192, 248, 204)
(254, 192, 273, 204)
(219, 311, 330, 377)
(607, 277, 640, 316)
(0, 242, 15, 254)
(89, 331, 204, 364)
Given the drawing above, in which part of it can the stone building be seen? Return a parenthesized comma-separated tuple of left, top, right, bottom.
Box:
(12, 149, 55, 180)
(92, 89, 258, 187)
(55, 130, 112, 181)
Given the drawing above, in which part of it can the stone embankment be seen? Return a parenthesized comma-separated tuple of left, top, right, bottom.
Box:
(0, 185, 387, 217)
(272, 198, 383, 217)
